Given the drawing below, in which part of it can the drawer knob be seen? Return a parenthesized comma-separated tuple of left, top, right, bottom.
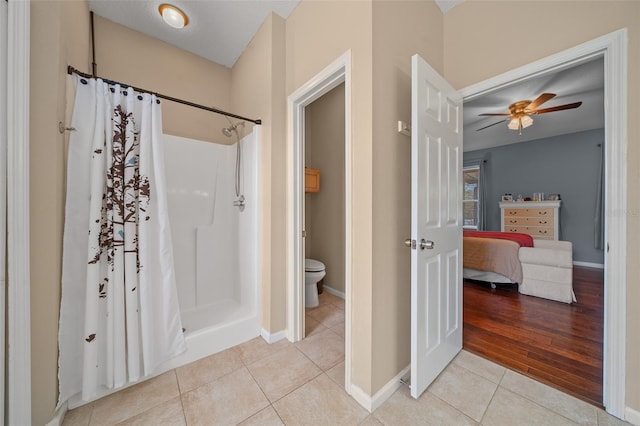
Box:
(538, 211, 547, 215)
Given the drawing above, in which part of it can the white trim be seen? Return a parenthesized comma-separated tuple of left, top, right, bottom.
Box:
(350, 365, 410, 413)
(573, 261, 605, 270)
(7, 1, 31, 424)
(286, 50, 353, 395)
(260, 328, 287, 344)
(46, 403, 67, 426)
(460, 29, 627, 418)
(321, 285, 345, 300)
(625, 407, 640, 426)
(0, 1, 8, 422)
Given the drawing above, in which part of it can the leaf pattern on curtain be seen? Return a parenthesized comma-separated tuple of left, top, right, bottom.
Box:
(89, 106, 150, 270)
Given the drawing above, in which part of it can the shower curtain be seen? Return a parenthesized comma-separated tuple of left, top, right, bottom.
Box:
(58, 75, 186, 405)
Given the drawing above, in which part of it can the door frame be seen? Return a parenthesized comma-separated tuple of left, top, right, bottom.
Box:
(6, 0, 32, 424)
(459, 29, 627, 418)
(286, 51, 352, 392)
(0, 0, 7, 422)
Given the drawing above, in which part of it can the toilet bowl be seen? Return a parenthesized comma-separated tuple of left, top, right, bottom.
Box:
(305, 259, 326, 308)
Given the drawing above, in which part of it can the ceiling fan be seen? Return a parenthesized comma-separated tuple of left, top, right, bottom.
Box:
(476, 93, 582, 134)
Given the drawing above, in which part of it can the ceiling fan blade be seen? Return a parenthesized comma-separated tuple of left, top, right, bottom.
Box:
(526, 93, 556, 111)
(478, 113, 511, 117)
(476, 119, 507, 131)
(532, 101, 583, 114)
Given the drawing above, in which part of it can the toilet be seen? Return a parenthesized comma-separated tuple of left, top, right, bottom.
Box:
(305, 258, 326, 308)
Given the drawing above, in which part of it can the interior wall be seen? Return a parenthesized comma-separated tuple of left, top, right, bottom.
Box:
(465, 129, 605, 264)
(305, 83, 346, 294)
(93, 15, 233, 144)
(30, 1, 90, 424)
(231, 12, 287, 333)
(286, 0, 375, 393)
(444, 0, 640, 413)
(370, 0, 444, 393)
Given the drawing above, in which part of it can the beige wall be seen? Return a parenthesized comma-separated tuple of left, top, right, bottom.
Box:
(443, 0, 640, 412)
(370, 0, 444, 393)
(231, 13, 287, 332)
(30, 1, 90, 423)
(305, 83, 346, 294)
(93, 16, 233, 144)
(286, 0, 375, 393)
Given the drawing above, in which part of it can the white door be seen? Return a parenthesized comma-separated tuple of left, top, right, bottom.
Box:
(410, 54, 463, 398)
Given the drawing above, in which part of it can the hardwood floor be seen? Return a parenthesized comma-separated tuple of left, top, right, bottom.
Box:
(463, 266, 604, 407)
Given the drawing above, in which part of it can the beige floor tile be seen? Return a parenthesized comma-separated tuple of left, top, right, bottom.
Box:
(90, 371, 180, 425)
(306, 303, 344, 328)
(238, 406, 284, 426)
(273, 374, 369, 425)
(374, 386, 477, 426)
(181, 367, 269, 426)
(427, 362, 497, 422)
(176, 346, 243, 393)
(359, 414, 384, 425)
(319, 292, 345, 309)
(452, 350, 506, 384)
(482, 387, 578, 426)
(246, 345, 322, 402)
(235, 336, 291, 366)
(597, 409, 631, 425)
(330, 320, 345, 338)
(500, 370, 597, 425)
(326, 361, 345, 388)
(304, 315, 328, 337)
(116, 396, 185, 425)
(296, 328, 344, 371)
(63, 403, 94, 426)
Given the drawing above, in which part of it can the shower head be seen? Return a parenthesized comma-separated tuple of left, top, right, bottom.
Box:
(221, 121, 245, 138)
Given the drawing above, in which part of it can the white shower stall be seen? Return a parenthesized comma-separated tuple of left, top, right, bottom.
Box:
(160, 126, 261, 368)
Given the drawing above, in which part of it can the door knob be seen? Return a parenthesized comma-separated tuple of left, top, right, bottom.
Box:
(420, 239, 435, 250)
(404, 238, 415, 249)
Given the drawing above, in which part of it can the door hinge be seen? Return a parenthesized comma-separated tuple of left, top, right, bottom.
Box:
(302, 230, 307, 238)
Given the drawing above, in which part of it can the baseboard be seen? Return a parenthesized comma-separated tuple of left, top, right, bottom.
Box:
(625, 406, 640, 426)
(261, 328, 286, 344)
(322, 285, 345, 299)
(573, 261, 604, 269)
(349, 365, 410, 413)
(46, 403, 68, 426)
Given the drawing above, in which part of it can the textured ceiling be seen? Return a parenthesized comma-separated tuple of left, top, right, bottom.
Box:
(88, 0, 301, 68)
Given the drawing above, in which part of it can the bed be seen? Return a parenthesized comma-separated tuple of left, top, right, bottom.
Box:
(463, 231, 533, 285)
(463, 230, 576, 303)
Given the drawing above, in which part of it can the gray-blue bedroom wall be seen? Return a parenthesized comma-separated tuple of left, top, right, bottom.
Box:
(464, 128, 605, 265)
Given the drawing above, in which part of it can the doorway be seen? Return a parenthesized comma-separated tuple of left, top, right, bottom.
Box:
(286, 51, 353, 393)
(458, 29, 627, 417)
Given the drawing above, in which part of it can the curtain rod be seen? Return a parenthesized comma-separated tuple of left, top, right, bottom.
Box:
(67, 65, 262, 125)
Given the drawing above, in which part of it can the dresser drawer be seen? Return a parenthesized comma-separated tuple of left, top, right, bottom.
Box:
(504, 208, 554, 217)
(504, 225, 554, 238)
(504, 217, 553, 226)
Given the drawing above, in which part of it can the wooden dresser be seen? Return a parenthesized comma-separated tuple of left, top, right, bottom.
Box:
(500, 201, 561, 240)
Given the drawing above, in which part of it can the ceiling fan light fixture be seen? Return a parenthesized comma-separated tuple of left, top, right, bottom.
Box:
(507, 118, 520, 130)
(521, 115, 534, 128)
(159, 4, 188, 29)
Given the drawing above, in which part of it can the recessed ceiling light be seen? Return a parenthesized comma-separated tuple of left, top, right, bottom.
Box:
(158, 4, 188, 29)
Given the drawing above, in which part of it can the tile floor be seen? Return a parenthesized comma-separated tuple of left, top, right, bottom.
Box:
(63, 292, 627, 426)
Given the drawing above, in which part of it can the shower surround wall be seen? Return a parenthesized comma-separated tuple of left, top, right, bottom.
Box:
(161, 128, 260, 368)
